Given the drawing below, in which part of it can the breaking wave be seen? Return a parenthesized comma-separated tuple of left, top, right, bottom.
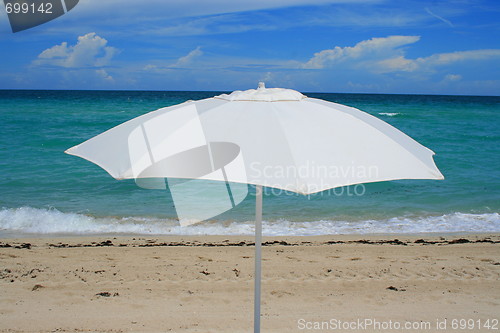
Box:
(0, 207, 498, 237)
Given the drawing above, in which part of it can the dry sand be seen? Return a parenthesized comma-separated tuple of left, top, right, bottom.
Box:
(0, 233, 499, 332)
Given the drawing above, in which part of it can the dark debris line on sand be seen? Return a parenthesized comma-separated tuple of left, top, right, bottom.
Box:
(0, 242, 31, 249)
(95, 291, 120, 297)
(0, 237, 498, 250)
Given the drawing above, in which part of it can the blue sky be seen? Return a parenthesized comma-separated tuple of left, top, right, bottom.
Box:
(0, 0, 499, 95)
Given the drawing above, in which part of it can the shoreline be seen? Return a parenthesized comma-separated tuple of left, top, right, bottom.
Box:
(2, 207, 498, 238)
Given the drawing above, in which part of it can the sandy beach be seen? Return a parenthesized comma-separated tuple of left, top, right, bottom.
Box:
(1, 233, 499, 332)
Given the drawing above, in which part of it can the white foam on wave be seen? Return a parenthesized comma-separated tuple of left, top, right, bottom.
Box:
(0, 207, 498, 237)
(0, 207, 253, 236)
(378, 112, 400, 116)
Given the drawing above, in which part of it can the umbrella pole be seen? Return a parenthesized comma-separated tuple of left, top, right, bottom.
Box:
(254, 185, 263, 333)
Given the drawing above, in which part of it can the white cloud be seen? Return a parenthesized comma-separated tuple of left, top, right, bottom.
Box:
(172, 47, 203, 67)
(375, 56, 418, 72)
(375, 49, 500, 73)
(417, 49, 500, 67)
(95, 69, 114, 82)
(143, 47, 204, 72)
(302, 35, 420, 69)
(143, 64, 159, 71)
(425, 7, 454, 27)
(147, 14, 273, 37)
(443, 74, 461, 82)
(75, 0, 373, 20)
(34, 33, 118, 68)
(52, 0, 402, 38)
(300, 36, 500, 76)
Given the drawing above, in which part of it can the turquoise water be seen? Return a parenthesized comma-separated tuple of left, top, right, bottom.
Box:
(0, 90, 499, 236)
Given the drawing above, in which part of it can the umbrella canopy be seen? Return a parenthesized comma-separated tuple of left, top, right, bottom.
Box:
(66, 83, 443, 195)
(65, 83, 443, 333)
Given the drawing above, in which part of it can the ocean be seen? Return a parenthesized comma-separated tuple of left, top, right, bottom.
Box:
(0, 90, 499, 237)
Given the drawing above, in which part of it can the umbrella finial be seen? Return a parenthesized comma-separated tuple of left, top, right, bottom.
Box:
(258, 82, 266, 90)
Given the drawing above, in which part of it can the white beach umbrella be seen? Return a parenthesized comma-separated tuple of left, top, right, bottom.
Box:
(66, 83, 443, 332)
